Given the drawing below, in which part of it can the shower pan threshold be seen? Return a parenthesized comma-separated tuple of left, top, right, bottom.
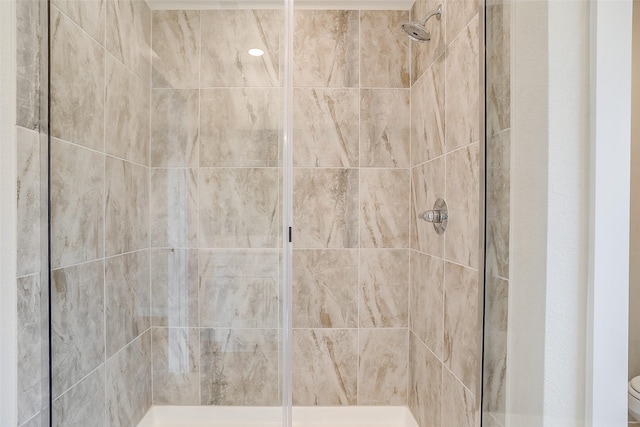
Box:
(137, 405, 419, 427)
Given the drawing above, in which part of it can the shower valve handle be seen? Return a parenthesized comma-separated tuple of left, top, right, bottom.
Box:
(419, 210, 447, 223)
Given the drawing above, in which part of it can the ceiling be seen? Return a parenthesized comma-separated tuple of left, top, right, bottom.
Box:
(145, 0, 414, 10)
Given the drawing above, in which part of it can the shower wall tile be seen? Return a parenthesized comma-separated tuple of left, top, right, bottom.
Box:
(106, 331, 152, 427)
(51, 7, 104, 150)
(483, 331, 506, 425)
(293, 10, 358, 88)
(200, 89, 280, 168)
(106, 0, 151, 84)
(445, 143, 479, 268)
(359, 249, 409, 328)
(152, 10, 200, 89)
(105, 250, 151, 357)
(17, 0, 43, 130)
(105, 157, 149, 256)
(360, 89, 410, 168)
(358, 329, 408, 405)
(200, 10, 281, 87)
(411, 0, 445, 85)
(444, 262, 479, 392)
(445, 15, 479, 152)
(293, 88, 359, 168)
(105, 54, 150, 166)
(52, 0, 106, 45)
(200, 328, 279, 405)
(441, 367, 476, 427)
(150, 249, 199, 327)
(486, 130, 510, 278)
(150, 89, 199, 167)
(17, 128, 42, 277)
(51, 260, 104, 399)
(445, 0, 479, 44)
(410, 251, 444, 358)
(360, 11, 410, 88)
(152, 327, 200, 405)
(292, 249, 358, 328)
(411, 157, 445, 257)
(50, 138, 104, 268)
(52, 366, 105, 427)
(360, 168, 410, 248)
(293, 168, 358, 249)
(408, 332, 441, 427)
(411, 57, 445, 166)
(292, 329, 357, 405)
(486, 2, 510, 138)
(198, 168, 279, 248)
(17, 275, 42, 426)
(150, 168, 198, 248)
(199, 249, 279, 328)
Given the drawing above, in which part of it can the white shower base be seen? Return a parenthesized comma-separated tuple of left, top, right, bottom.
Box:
(137, 405, 419, 427)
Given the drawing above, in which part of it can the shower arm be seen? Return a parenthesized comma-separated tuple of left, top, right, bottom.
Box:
(420, 5, 443, 25)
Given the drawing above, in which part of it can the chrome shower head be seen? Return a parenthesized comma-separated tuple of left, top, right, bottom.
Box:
(402, 4, 442, 43)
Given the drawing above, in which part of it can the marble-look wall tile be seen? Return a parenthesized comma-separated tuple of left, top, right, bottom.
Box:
(485, 275, 508, 334)
(105, 250, 151, 357)
(486, 130, 510, 278)
(150, 89, 199, 167)
(445, 15, 479, 152)
(106, 0, 151, 84)
(408, 332, 441, 427)
(51, 7, 104, 150)
(200, 328, 278, 405)
(293, 88, 359, 168)
(150, 168, 198, 248)
(20, 413, 46, 427)
(360, 89, 410, 168)
(199, 168, 279, 248)
(105, 54, 150, 165)
(293, 329, 357, 405)
(358, 329, 408, 405)
(411, 157, 445, 257)
(152, 327, 199, 405)
(105, 157, 149, 256)
(360, 11, 409, 88)
(17, 0, 43, 130)
(292, 249, 358, 328)
(444, 262, 479, 392)
(483, 331, 506, 426)
(445, 0, 479, 44)
(17, 128, 41, 277)
(411, 0, 445, 85)
(360, 169, 409, 248)
(359, 249, 409, 328)
(486, 3, 510, 138)
(411, 57, 445, 166)
(293, 168, 358, 249)
(106, 331, 152, 427)
(52, 0, 106, 45)
(152, 10, 200, 88)
(200, 89, 280, 168)
(52, 366, 105, 427)
(442, 367, 476, 427)
(294, 10, 358, 88)
(17, 275, 42, 426)
(51, 139, 104, 268)
(199, 250, 279, 328)
(445, 143, 479, 268)
(200, 10, 281, 87)
(51, 260, 104, 398)
(410, 251, 444, 358)
(150, 249, 198, 327)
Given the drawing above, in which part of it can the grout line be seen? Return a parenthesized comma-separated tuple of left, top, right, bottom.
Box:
(197, 8, 202, 406)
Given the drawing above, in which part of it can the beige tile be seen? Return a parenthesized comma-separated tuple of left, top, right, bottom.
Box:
(358, 329, 408, 405)
(200, 329, 279, 405)
(16, 0, 44, 131)
(17, 275, 42, 425)
(411, 157, 445, 257)
(409, 332, 441, 427)
(410, 251, 444, 358)
(445, 14, 479, 152)
(152, 10, 200, 88)
(293, 168, 358, 249)
(483, 330, 506, 426)
(150, 249, 198, 327)
(52, 0, 106, 45)
(445, 0, 479, 44)
(411, 56, 445, 166)
(294, 88, 359, 168)
(200, 10, 281, 87)
(150, 89, 199, 167)
(442, 367, 476, 427)
(444, 262, 479, 392)
(105, 55, 150, 165)
(152, 327, 199, 405)
(200, 89, 280, 168)
(359, 249, 409, 328)
(360, 169, 410, 248)
(486, 130, 510, 278)
(199, 168, 279, 249)
(445, 143, 479, 268)
(52, 366, 105, 427)
(293, 329, 357, 405)
(51, 7, 104, 150)
(411, 0, 446, 85)
(294, 10, 358, 88)
(293, 249, 358, 328)
(486, 2, 510, 137)
(360, 89, 410, 168)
